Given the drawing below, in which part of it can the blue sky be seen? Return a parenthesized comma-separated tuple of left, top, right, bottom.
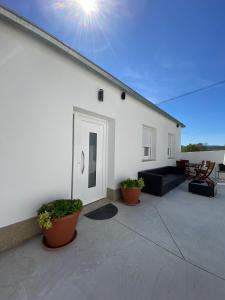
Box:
(1, 0, 225, 145)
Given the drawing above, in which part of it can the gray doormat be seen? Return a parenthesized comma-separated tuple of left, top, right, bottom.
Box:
(85, 203, 118, 220)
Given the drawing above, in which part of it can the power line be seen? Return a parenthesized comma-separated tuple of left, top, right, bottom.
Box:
(157, 79, 225, 105)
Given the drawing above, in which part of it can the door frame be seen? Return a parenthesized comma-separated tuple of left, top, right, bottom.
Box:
(73, 110, 108, 203)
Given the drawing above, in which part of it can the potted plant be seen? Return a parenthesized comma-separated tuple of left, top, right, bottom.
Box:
(120, 178, 145, 206)
(37, 199, 83, 248)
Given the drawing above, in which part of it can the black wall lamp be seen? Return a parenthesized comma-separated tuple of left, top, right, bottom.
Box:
(121, 91, 126, 100)
(98, 89, 104, 101)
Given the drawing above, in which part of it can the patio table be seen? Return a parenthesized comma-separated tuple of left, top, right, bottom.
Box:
(187, 163, 201, 168)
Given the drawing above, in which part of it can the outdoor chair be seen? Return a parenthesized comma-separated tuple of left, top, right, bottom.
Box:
(176, 160, 195, 178)
(194, 161, 215, 186)
(195, 160, 211, 177)
(185, 161, 202, 179)
(176, 160, 189, 172)
(185, 160, 209, 179)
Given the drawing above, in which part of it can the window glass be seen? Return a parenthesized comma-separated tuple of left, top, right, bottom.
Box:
(142, 126, 156, 160)
(168, 133, 175, 158)
(88, 132, 97, 188)
(144, 147, 149, 157)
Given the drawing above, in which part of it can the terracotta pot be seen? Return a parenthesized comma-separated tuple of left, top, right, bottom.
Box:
(43, 211, 81, 248)
(121, 187, 141, 206)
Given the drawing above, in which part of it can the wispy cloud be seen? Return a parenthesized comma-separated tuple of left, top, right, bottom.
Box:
(121, 56, 217, 106)
(123, 67, 142, 81)
(121, 67, 160, 103)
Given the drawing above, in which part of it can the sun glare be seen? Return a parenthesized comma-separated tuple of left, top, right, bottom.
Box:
(76, 0, 98, 15)
(51, 0, 122, 56)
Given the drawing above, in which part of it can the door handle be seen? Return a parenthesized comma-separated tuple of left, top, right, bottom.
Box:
(81, 151, 85, 174)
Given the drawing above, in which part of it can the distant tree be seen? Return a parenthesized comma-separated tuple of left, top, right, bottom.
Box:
(182, 143, 207, 152)
(181, 143, 225, 152)
(197, 143, 207, 151)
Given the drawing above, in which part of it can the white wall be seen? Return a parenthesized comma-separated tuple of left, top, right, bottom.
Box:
(179, 150, 225, 178)
(114, 96, 181, 184)
(0, 18, 181, 227)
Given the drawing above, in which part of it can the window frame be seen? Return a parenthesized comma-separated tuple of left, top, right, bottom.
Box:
(168, 133, 175, 159)
(142, 125, 156, 161)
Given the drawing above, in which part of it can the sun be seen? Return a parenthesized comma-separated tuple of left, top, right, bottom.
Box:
(76, 0, 98, 15)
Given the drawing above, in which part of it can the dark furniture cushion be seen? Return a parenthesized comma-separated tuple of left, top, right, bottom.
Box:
(189, 180, 217, 197)
(138, 166, 185, 196)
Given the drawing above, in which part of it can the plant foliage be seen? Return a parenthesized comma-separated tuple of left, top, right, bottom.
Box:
(38, 211, 52, 230)
(37, 199, 83, 230)
(182, 143, 225, 152)
(120, 178, 145, 189)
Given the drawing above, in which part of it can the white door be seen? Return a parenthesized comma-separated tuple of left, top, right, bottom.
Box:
(74, 112, 107, 205)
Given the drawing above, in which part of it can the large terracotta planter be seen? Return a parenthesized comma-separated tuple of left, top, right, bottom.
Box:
(43, 211, 81, 248)
(121, 187, 141, 206)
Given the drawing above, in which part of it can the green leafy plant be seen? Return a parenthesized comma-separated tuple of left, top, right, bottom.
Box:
(38, 211, 52, 230)
(120, 178, 145, 189)
(37, 199, 83, 230)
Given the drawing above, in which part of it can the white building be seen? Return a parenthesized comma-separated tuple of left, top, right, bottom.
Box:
(0, 6, 184, 251)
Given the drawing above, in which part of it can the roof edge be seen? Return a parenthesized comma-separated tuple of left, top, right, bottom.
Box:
(0, 5, 185, 128)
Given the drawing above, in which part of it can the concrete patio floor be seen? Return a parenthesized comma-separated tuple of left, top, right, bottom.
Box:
(1, 182, 225, 300)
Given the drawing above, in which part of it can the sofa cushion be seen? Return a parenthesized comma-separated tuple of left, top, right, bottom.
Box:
(163, 174, 181, 184)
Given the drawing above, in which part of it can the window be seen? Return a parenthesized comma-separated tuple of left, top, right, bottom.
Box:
(142, 126, 156, 161)
(168, 133, 175, 158)
(88, 132, 97, 188)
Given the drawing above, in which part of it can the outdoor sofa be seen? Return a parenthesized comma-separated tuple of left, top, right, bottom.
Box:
(138, 166, 186, 196)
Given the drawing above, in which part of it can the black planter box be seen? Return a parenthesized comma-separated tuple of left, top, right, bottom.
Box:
(189, 180, 217, 197)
